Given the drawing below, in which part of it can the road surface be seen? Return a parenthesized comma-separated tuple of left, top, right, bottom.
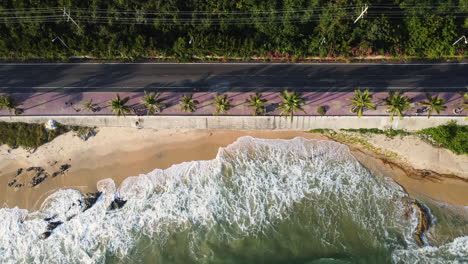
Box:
(0, 63, 466, 93)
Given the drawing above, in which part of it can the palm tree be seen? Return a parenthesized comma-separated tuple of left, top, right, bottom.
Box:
(458, 93, 468, 120)
(179, 94, 199, 113)
(246, 93, 267, 116)
(108, 94, 131, 117)
(142, 91, 166, 115)
(419, 93, 447, 118)
(458, 93, 468, 111)
(213, 94, 232, 115)
(0, 95, 20, 115)
(347, 89, 376, 117)
(82, 99, 99, 113)
(276, 90, 306, 122)
(382, 91, 412, 120)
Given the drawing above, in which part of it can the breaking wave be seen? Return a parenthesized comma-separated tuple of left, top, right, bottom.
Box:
(0, 137, 466, 263)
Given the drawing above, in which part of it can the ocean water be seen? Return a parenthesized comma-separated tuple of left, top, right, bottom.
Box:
(0, 136, 467, 264)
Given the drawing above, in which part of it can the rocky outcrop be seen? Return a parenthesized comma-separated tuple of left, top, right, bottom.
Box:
(82, 192, 102, 212)
(40, 221, 63, 239)
(108, 197, 127, 211)
(411, 201, 431, 247)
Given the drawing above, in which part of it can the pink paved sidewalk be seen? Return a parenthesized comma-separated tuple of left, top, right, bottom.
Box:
(0, 92, 465, 117)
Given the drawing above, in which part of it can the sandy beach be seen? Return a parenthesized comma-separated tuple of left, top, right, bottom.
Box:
(0, 127, 467, 211)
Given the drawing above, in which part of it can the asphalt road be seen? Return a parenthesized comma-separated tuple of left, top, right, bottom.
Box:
(0, 63, 466, 93)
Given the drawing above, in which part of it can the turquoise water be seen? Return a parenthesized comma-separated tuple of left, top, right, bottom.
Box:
(0, 137, 467, 263)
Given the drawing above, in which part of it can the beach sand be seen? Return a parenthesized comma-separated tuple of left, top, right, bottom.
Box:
(1, 128, 467, 211)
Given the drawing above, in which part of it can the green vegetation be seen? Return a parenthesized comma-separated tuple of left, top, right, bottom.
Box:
(347, 89, 376, 117)
(310, 122, 467, 155)
(317, 106, 327, 116)
(0, 121, 97, 148)
(108, 94, 131, 117)
(382, 91, 412, 120)
(179, 94, 199, 113)
(341, 128, 411, 137)
(276, 90, 306, 121)
(309, 128, 333, 134)
(213, 94, 232, 115)
(459, 93, 468, 120)
(418, 121, 468, 155)
(246, 93, 267, 116)
(82, 99, 99, 113)
(0, 1, 466, 61)
(0, 95, 22, 115)
(142, 91, 166, 115)
(419, 93, 447, 118)
(0, 121, 69, 148)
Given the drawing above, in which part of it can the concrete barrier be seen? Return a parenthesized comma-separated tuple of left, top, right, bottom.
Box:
(0, 115, 466, 131)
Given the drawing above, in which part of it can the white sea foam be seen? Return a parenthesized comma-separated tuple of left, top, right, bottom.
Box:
(0, 136, 466, 263)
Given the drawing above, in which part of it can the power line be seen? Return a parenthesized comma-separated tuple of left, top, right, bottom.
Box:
(0, 6, 466, 25)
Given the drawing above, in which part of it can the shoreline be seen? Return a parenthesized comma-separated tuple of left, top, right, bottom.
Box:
(0, 128, 467, 211)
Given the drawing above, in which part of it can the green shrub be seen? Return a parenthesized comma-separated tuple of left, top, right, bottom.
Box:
(340, 128, 411, 137)
(418, 121, 468, 155)
(309, 129, 333, 134)
(0, 121, 69, 149)
(317, 106, 327, 116)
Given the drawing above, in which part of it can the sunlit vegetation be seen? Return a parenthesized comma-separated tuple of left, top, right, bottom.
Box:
(0, 1, 466, 61)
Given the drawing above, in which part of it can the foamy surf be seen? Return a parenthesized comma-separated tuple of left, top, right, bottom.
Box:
(0, 136, 466, 263)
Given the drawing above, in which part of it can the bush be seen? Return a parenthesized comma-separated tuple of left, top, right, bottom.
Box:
(317, 106, 327, 116)
(341, 128, 411, 137)
(0, 121, 69, 149)
(418, 121, 468, 155)
(0, 1, 465, 61)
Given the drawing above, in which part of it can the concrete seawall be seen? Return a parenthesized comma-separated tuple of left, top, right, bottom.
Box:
(0, 116, 466, 130)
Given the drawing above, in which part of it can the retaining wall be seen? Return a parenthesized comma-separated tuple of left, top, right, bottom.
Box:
(0, 116, 466, 131)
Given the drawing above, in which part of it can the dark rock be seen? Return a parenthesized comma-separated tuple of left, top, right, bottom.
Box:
(108, 197, 127, 211)
(51, 171, 61, 178)
(30, 170, 49, 187)
(60, 164, 71, 172)
(15, 168, 23, 177)
(47, 221, 62, 230)
(411, 201, 431, 247)
(27, 166, 43, 172)
(44, 215, 57, 221)
(40, 221, 63, 239)
(40, 231, 52, 239)
(83, 192, 102, 212)
(14, 183, 23, 188)
(8, 179, 17, 187)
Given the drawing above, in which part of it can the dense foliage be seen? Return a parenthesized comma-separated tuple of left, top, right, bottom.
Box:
(0, 121, 69, 148)
(0, 0, 466, 60)
(419, 121, 468, 155)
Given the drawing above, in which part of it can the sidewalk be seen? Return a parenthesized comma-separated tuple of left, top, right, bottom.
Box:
(0, 92, 465, 117)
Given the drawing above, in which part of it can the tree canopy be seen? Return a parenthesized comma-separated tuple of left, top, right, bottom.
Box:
(0, 1, 466, 60)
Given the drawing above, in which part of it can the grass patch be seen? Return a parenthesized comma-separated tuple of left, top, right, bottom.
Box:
(0, 121, 97, 149)
(340, 128, 411, 137)
(309, 121, 468, 156)
(326, 132, 399, 159)
(309, 129, 334, 134)
(418, 121, 468, 155)
(0, 121, 69, 149)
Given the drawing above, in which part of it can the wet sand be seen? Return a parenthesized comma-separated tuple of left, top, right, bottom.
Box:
(0, 128, 467, 211)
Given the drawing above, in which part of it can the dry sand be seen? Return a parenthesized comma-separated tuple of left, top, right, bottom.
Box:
(0, 128, 467, 211)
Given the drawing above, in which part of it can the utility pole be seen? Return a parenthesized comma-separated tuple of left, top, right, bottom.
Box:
(453, 35, 467, 46)
(63, 7, 82, 32)
(354, 5, 369, 24)
(52, 36, 69, 49)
